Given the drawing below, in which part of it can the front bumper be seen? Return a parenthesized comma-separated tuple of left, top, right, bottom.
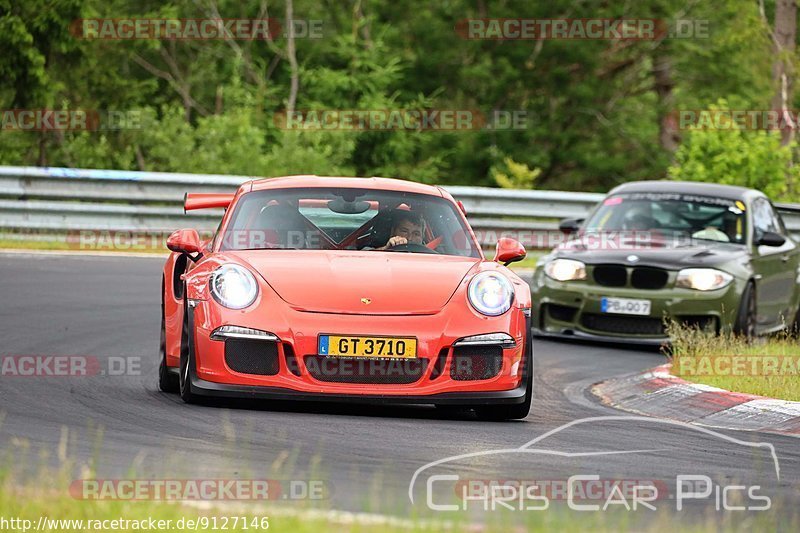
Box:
(182, 299, 531, 401)
(531, 269, 743, 342)
(187, 371, 530, 404)
(532, 327, 668, 347)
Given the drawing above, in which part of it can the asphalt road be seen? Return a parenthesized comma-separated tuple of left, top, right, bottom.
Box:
(1, 252, 799, 527)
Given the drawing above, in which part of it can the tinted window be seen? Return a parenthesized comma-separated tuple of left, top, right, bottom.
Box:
(584, 192, 748, 244)
(752, 198, 782, 239)
(219, 187, 480, 258)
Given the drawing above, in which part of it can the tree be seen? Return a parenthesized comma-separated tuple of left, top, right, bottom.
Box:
(668, 101, 796, 200)
(766, 0, 798, 147)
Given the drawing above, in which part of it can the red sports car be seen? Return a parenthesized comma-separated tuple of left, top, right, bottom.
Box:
(158, 176, 533, 419)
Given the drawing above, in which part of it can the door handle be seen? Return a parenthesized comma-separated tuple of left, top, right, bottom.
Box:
(782, 255, 790, 262)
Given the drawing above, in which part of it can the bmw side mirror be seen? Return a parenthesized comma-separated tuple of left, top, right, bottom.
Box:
(559, 218, 583, 234)
(756, 231, 786, 247)
(494, 237, 526, 266)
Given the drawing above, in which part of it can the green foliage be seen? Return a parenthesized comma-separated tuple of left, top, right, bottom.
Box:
(668, 320, 800, 402)
(0, 0, 796, 193)
(668, 101, 797, 201)
(491, 157, 541, 189)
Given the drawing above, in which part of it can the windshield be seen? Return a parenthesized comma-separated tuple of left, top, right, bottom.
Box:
(218, 187, 481, 258)
(584, 192, 747, 244)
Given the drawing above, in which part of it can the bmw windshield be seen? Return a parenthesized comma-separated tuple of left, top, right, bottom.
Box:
(583, 192, 748, 245)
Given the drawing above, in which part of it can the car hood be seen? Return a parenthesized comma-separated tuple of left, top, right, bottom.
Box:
(229, 250, 481, 315)
(552, 238, 748, 270)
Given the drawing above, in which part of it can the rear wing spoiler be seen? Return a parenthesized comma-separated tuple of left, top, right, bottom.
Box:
(184, 193, 235, 212)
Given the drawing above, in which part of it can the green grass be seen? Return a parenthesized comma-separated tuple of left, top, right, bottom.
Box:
(506, 253, 544, 270)
(0, 239, 90, 251)
(3, 471, 796, 532)
(0, 485, 417, 533)
(0, 239, 166, 254)
(668, 324, 800, 401)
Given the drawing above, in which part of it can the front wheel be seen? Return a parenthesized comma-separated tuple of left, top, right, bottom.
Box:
(158, 280, 179, 393)
(158, 317, 179, 393)
(178, 299, 200, 404)
(789, 300, 800, 337)
(475, 334, 533, 421)
(475, 371, 532, 421)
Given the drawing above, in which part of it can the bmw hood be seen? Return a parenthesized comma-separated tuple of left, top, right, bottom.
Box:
(551, 238, 748, 270)
(229, 250, 480, 315)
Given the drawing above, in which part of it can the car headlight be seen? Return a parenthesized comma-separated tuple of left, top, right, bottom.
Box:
(676, 268, 733, 291)
(544, 259, 587, 282)
(468, 272, 514, 316)
(209, 264, 259, 309)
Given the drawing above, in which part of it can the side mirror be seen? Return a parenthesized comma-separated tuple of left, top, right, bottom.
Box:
(167, 229, 202, 256)
(559, 218, 583, 234)
(494, 237, 526, 266)
(756, 231, 786, 247)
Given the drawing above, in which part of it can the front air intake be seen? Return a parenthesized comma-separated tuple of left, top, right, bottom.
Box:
(450, 345, 503, 381)
(224, 339, 280, 375)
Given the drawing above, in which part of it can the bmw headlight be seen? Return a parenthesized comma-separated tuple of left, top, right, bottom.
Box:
(468, 272, 514, 316)
(544, 259, 587, 282)
(209, 264, 259, 309)
(676, 268, 733, 291)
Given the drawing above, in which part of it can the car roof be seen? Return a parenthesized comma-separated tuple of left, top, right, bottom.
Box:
(247, 175, 443, 196)
(608, 180, 760, 200)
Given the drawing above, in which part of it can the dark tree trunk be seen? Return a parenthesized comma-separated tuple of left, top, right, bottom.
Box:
(771, 0, 798, 147)
(653, 51, 679, 153)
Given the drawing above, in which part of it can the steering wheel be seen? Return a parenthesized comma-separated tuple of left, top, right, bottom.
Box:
(384, 243, 439, 254)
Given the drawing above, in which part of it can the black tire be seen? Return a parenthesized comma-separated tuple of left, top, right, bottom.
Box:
(733, 281, 756, 341)
(475, 332, 533, 421)
(158, 317, 179, 393)
(178, 296, 200, 404)
(158, 278, 179, 393)
(790, 301, 800, 337)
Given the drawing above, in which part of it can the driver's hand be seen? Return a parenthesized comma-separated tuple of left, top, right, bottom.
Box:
(385, 236, 407, 248)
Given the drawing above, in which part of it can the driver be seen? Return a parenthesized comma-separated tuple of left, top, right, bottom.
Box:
(692, 225, 730, 242)
(377, 210, 424, 250)
(621, 205, 655, 231)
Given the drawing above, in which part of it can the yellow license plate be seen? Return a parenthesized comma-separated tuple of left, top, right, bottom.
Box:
(318, 335, 417, 359)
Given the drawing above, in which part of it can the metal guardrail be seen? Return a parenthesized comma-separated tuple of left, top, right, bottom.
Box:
(0, 165, 799, 248)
